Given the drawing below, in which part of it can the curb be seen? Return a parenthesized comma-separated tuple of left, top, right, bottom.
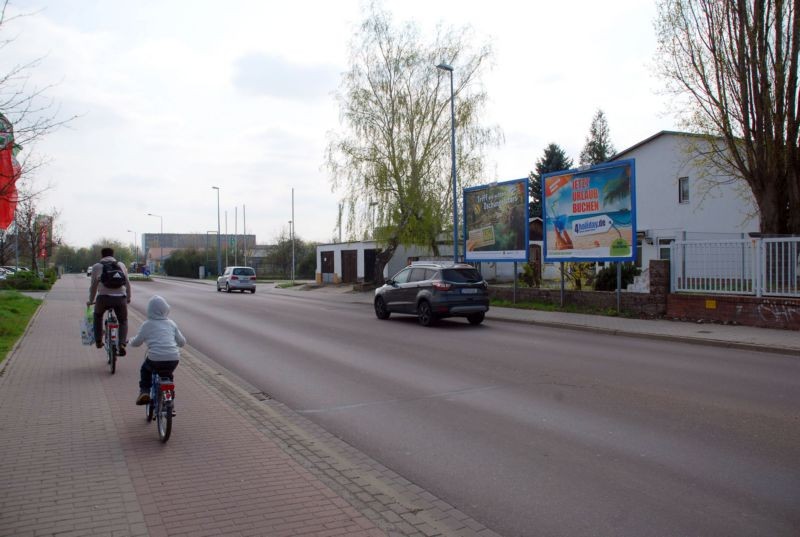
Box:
(489, 314, 800, 357)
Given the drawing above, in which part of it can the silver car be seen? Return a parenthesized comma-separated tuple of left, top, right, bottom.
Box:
(216, 266, 257, 293)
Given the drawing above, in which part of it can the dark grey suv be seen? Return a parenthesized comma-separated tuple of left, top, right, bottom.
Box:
(374, 262, 489, 326)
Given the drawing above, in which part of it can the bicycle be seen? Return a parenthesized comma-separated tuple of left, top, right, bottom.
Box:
(145, 365, 175, 442)
(103, 309, 120, 374)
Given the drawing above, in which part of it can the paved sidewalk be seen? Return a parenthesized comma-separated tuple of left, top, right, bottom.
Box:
(0, 278, 502, 537)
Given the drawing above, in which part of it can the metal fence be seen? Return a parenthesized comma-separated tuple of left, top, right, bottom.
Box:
(671, 237, 800, 297)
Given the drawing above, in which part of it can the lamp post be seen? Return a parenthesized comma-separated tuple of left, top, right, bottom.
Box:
(147, 213, 163, 273)
(369, 201, 378, 237)
(291, 188, 295, 286)
(288, 220, 295, 286)
(127, 229, 137, 267)
(212, 186, 221, 276)
(437, 62, 458, 263)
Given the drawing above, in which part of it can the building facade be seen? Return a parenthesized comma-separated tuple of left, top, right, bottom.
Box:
(610, 131, 759, 268)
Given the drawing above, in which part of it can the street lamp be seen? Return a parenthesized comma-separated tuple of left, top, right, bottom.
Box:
(288, 220, 295, 286)
(212, 186, 222, 276)
(369, 201, 378, 237)
(127, 229, 137, 267)
(290, 187, 295, 286)
(147, 213, 163, 273)
(437, 62, 458, 263)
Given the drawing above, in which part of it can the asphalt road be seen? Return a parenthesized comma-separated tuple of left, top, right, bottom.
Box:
(130, 278, 800, 537)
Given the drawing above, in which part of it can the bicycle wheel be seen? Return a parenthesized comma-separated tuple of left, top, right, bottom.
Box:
(107, 339, 117, 374)
(157, 393, 172, 442)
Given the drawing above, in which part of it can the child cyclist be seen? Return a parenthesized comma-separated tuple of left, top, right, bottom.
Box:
(130, 295, 186, 405)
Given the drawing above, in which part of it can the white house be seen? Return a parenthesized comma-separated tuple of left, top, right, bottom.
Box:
(610, 131, 759, 268)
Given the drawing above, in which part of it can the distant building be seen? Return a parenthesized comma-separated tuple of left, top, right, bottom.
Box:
(142, 233, 256, 272)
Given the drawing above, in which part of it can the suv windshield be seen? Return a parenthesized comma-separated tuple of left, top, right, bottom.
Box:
(233, 268, 255, 276)
(442, 268, 482, 283)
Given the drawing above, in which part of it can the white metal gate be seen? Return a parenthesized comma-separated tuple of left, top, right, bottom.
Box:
(671, 237, 800, 297)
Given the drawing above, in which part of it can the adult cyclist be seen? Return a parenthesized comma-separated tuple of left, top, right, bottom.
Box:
(88, 247, 131, 356)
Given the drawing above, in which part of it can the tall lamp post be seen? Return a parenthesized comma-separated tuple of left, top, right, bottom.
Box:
(212, 186, 222, 276)
(291, 188, 295, 286)
(127, 229, 137, 267)
(147, 213, 163, 273)
(288, 220, 295, 286)
(437, 62, 458, 263)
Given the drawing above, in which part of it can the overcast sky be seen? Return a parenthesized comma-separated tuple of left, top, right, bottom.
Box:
(2, 0, 675, 249)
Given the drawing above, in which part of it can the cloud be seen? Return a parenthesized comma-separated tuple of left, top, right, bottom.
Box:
(231, 53, 339, 101)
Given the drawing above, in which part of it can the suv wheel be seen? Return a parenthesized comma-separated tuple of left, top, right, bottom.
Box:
(467, 312, 485, 325)
(374, 297, 391, 319)
(417, 300, 435, 327)
(226, 283, 231, 293)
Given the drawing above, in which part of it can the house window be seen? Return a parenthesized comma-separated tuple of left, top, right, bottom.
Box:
(659, 238, 674, 261)
(678, 177, 690, 204)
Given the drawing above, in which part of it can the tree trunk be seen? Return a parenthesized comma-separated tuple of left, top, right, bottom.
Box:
(373, 238, 399, 286)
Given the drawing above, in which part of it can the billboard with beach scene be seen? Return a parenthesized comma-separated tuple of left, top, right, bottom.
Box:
(542, 159, 636, 262)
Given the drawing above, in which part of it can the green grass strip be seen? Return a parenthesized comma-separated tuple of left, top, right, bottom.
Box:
(0, 291, 42, 364)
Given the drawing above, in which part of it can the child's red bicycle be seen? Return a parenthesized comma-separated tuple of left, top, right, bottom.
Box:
(145, 368, 175, 443)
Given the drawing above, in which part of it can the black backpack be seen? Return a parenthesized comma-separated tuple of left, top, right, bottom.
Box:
(100, 260, 126, 288)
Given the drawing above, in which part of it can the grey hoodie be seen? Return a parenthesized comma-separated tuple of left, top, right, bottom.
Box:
(129, 295, 186, 361)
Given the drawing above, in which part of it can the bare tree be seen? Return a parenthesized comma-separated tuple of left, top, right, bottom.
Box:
(326, 6, 501, 283)
(655, 0, 800, 234)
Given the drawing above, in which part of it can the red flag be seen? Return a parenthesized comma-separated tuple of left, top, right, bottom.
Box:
(0, 148, 18, 230)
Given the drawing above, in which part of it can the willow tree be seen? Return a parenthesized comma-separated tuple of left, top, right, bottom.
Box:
(655, 0, 800, 234)
(326, 7, 500, 283)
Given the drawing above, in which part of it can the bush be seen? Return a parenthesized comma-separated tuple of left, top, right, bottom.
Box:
(519, 262, 541, 288)
(0, 270, 51, 291)
(593, 263, 641, 291)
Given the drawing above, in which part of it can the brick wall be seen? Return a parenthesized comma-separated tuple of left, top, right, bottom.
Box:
(667, 294, 800, 330)
(489, 260, 670, 319)
(486, 258, 799, 330)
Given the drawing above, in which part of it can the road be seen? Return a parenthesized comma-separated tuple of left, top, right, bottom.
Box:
(129, 277, 800, 537)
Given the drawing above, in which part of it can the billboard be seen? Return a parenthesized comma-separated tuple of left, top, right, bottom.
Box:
(542, 159, 636, 262)
(464, 178, 529, 262)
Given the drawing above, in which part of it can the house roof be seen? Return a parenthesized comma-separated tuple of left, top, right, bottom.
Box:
(611, 130, 713, 160)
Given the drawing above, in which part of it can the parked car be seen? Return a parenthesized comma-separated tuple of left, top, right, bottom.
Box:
(374, 261, 489, 326)
(216, 266, 257, 293)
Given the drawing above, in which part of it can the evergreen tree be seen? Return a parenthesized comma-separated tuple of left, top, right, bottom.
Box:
(529, 143, 573, 218)
(579, 109, 615, 166)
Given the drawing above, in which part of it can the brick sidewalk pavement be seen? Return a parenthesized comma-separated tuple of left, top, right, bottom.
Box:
(0, 278, 501, 537)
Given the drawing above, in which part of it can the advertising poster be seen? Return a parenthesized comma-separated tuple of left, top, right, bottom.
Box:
(543, 160, 636, 262)
(464, 178, 529, 262)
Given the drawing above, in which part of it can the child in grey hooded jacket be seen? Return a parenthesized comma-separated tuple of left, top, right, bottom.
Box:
(130, 295, 186, 405)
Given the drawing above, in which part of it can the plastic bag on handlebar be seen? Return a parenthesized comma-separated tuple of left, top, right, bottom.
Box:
(80, 306, 94, 345)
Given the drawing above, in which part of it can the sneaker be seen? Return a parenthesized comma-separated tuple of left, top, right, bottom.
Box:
(135, 392, 150, 405)
(118, 344, 126, 356)
(95, 341, 103, 349)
